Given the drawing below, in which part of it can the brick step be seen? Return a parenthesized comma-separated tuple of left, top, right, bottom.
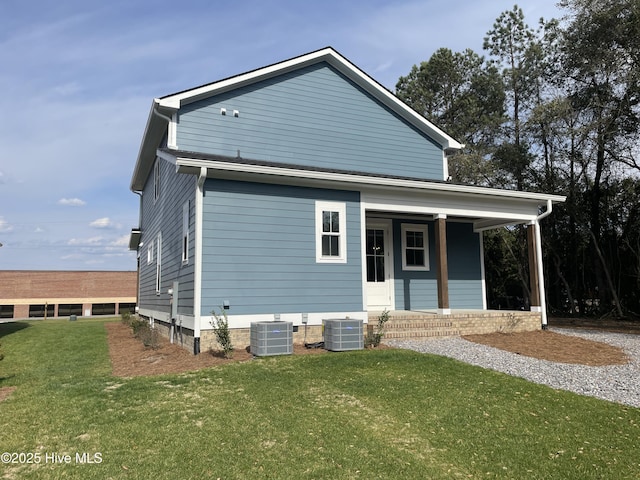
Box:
(368, 317, 460, 339)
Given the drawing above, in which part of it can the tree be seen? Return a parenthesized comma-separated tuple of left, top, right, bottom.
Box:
(483, 5, 545, 191)
(396, 48, 505, 185)
(557, 0, 640, 315)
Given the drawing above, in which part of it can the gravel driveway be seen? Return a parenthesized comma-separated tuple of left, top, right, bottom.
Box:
(386, 328, 640, 408)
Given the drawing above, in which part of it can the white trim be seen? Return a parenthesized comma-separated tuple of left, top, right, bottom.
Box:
(174, 154, 565, 204)
(442, 150, 449, 182)
(182, 200, 190, 265)
(155, 232, 162, 295)
(200, 311, 368, 329)
(193, 168, 206, 337)
(401, 223, 430, 271)
(365, 219, 395, 310)
(437, 308, 451, 315)
(534, 220, 548, 327)
(168, 112, 177, 149)
(479, 233, 487, 310)
(138, 308, 197, 331)
(360, 202, 368, 310)
(156, 48, 462, 150)
(315, 201, 347, 263)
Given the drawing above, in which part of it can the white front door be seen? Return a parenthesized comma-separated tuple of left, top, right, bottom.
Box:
(366, 222, 392, 310)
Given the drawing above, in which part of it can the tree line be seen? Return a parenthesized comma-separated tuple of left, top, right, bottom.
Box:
(396, 0, 640, 318)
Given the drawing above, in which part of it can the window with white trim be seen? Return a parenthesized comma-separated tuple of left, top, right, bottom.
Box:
(401, 224, 429, 270)
(182, 201, 189, 264)
(155, 232, 162, 294)
(315, 201, 347, 263)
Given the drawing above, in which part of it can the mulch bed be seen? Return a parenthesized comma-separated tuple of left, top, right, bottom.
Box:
(106, 322, 328, 378)
(103, 320, 634, 377)
(462, 330, 629, 366)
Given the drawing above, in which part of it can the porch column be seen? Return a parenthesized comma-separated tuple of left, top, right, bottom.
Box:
(434, 214, 450, 315)
(527, 222, 541, 309)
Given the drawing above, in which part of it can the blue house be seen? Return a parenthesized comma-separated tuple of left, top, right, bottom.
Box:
(129, 47, 564, 353)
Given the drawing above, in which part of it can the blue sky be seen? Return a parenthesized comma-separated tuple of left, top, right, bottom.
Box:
(0, 0, 562, 271)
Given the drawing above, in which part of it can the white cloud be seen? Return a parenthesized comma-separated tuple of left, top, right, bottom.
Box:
(90, 217, 120, 229)
(0, 217, 13, 232)
(58, 197, 86, 206)
(67, 236, 104, 246)
(110, 234, 130, 247)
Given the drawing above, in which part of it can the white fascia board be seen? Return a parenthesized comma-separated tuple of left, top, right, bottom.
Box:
(157, 48, 336, 109)
(156, 47, 463, 151)
(362, 198, 537, 223)
(170, 152, 565, 204)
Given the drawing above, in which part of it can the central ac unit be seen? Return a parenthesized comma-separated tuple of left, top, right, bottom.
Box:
(250, 321, 293, 356)
(323, 319, 364, 351)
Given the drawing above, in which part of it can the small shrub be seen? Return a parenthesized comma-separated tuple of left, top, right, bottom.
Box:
(120, 311, 132, 326)
(130, 317, 147, 337)
(210, 308, 234, 359)
(129, 317, 160, 349)
(365, 309, 390, 348)
(139, 326, 160, 350)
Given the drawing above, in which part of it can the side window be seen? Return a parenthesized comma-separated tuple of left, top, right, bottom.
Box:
(182, 201, 190, 264)
(315, 201, 347, 263)
(401, 224, 429, 271)
(155, 232, 162, 294)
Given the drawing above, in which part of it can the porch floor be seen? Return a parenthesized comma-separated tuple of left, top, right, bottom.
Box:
(367, 310, 542, 339)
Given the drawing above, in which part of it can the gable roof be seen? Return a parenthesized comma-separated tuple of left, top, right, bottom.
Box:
(131, 47, 463, 191)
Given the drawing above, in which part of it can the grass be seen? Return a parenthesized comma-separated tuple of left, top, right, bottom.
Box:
(1, 319, 639, 479)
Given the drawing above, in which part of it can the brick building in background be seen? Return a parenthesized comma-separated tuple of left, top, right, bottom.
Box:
(0, 271, 137, 320)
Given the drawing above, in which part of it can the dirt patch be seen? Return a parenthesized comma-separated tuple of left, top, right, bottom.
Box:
(462, 330, 629, 366)
(0, 386, 17, 402)
(106, 322, 327, 378)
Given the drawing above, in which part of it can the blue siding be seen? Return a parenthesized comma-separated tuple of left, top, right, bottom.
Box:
(200, 179, 362, 315)
(138, 158, 196, 316)
(177, 63, 444, 180)
(392, 220, 483, 310)
(447, 222, 484, 309)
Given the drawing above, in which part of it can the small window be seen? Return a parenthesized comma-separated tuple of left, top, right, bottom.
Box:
(401, 224, 429, 270)
(182, 201, 189, 264)
(58, 304, 82, 316)
(154, 160, 160, 201)
(92, 303, 116, 316)
(0, 305, 14, 319)
(29, 304, 54, 318)
(147, 241, 154, 265)
(315, 201, 346, 263)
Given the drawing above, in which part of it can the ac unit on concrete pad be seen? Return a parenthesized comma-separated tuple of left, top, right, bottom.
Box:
(250, 321, 293, 356)
(323, 319, 364, 351)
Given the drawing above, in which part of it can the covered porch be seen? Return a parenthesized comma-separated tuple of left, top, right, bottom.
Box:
(361, 185, 565, 331)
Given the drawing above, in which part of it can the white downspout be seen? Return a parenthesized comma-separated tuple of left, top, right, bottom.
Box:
(534, 199, 553, 328)
(193, 167, 207, 353)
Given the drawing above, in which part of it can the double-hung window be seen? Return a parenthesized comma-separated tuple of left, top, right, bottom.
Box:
(315, 201, 347, 263)
(401, 224, 429, 270)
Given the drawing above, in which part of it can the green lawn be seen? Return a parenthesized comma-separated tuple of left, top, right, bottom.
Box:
(1, 319, 639, 479)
